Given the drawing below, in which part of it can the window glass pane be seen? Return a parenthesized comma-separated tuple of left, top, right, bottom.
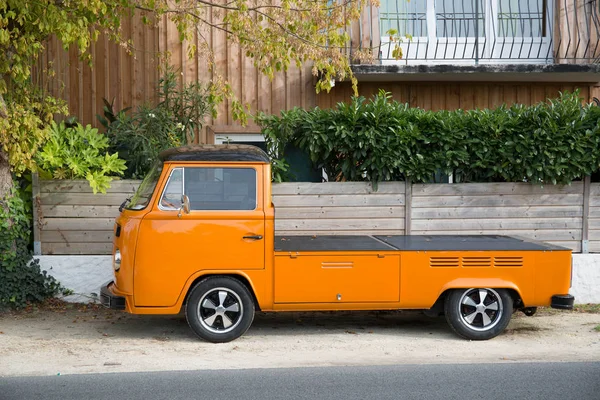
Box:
(160, 168, 183, 210)
(184, 168, 257, 211)
(498, 0, 545, 37)
(127, 162, 162, 210)
(380, 0, 427, 37)
(435, 0, 485, 37)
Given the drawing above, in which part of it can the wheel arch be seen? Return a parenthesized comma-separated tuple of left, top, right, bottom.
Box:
(179, 272, 261, 313)
(434, 280, 524, 311)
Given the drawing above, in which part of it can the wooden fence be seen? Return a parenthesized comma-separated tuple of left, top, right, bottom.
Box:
(34, 178, 599, 255)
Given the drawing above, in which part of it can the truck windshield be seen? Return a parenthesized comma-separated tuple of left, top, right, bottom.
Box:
(126, 162, 163, 210)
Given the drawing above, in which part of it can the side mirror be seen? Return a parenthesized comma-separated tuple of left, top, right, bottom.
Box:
(178, 195, 191, 218)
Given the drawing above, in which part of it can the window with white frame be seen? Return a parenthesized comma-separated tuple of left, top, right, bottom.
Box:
(379, 0, 552, 64)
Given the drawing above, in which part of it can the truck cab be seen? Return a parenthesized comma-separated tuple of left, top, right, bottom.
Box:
(101, 144, 575, 343)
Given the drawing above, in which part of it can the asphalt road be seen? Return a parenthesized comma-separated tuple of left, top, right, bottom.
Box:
(1, 362, 599, 400)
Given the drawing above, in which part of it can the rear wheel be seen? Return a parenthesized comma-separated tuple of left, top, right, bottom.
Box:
(185, 276, 255, 343)
(445, 288, 513, 340)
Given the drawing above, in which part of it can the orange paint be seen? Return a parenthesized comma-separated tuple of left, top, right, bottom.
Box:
(108, 149, 573, 317)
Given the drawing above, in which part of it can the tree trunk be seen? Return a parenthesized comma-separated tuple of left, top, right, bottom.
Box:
(0, 148, 12, 200)
(0, 90, 11, 199)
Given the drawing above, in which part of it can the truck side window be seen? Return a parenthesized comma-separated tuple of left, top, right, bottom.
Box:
(159, 168, 183, 210)
(184, 167, 257, 211)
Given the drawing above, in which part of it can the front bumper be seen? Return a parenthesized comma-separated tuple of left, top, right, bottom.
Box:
(551, 294, 575, 310)
(100, 281, 126, 310)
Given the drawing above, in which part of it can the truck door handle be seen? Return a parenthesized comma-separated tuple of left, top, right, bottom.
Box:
(243, 235, 263, 240)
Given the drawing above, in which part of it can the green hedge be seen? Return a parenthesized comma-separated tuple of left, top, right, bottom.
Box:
(257, 91, 600, 184)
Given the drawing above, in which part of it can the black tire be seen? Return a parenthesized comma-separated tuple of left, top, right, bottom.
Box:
(444, 288, 513, 340)
(185, 276, 255, 343)
(522, 307, 537, 317)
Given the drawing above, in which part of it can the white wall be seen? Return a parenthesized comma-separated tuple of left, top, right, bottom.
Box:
(39, 254, 600, 305)
(570, 255, 600, 304)
(39, 256, 113, 303)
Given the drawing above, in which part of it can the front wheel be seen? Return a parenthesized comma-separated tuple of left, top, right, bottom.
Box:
(444, 288, 513, 340)
(185, 276, 255, 343)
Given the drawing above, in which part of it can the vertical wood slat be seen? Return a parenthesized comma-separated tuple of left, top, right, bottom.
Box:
(582, 175, 591, 253)
(317, 82, 591, 111)
(404, 178, 412, 235)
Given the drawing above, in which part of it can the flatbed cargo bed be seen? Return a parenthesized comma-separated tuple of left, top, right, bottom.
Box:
(274, 235, 570, 252)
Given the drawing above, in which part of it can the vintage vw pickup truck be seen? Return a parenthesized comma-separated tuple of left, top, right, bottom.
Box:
(101, 144, 575, 343)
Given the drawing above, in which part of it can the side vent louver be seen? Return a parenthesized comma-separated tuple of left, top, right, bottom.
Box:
(462, 257, 492, 267)
(494, 257, 523, 267)
(430, 257, 460, 267)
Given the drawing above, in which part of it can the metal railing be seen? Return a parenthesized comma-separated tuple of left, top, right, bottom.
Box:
(352, 0, 600, 64)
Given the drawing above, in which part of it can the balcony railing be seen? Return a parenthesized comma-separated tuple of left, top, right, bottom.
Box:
(349, 0, 600, 65)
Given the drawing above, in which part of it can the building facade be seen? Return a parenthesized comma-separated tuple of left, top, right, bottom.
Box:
(35, 0, 600, 145)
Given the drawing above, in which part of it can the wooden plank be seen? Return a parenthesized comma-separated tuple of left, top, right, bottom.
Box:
(503, 84, 517, 106)
(459, 84, 475, 110)
(41, 205, 122, 218)
(405, 178, 412, 235)
(586, 197, 600, 207)
(416, 84, 432, 110)
(273, 182, 406, 195)
(40, 193, 131, 206)
(431, 84, 445, 111)
(275, 218, 404, 231)
(275, 230, 405, 236)
(68, 44, 81, 121)
(42, 242, 113, 255)
(122, 15, 133, 109)
(531, 85, 547, 104)
(275, 206, 405, 219)
(588, 207, 600, 218)
(133, 12, 145, 105)
(589, 183, 600, 196)
(412, 218, 582, 231)
(227, 31, 242, 126)
(409, 230, 582, 241)
(582, 176, 591, 252)
(587, 241, 600, 253)
(545, 241, 581, 252)
(488, 84, 503, 108)
(516, 85, 531, 105)
(412, 194, 583, 208)
(41, 230, 114, 243)
(40, 180, 141, 193)
(108, 28, 121, 110)
(287, 65, 302, 109)
(412, 206, 583, 219)
(392, 82, 410, 104)
(273, 194, 405, 208)
(41, 218, 115, 231)
(272, 70, 286, 116)
(413, 182, 583, 196)
(94, 34, 107, 128)
(585, 219, 600, 230)
(445, 84, 460, 110)
(473, 84, 489, 110)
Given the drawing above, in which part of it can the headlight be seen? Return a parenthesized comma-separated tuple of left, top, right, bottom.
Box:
(114, 249, 121, 271)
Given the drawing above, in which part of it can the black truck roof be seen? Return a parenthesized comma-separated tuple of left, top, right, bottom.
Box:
(159, 144, 270, 163)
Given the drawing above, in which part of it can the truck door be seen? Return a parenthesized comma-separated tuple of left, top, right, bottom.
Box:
(134, 165, 265, 307)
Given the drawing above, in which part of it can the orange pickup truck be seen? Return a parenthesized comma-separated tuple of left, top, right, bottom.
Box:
(101, 144, 574, 342)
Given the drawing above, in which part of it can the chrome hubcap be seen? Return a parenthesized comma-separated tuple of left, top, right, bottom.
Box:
(458, 288, 503, 332)
(198, 288, 243, 334)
